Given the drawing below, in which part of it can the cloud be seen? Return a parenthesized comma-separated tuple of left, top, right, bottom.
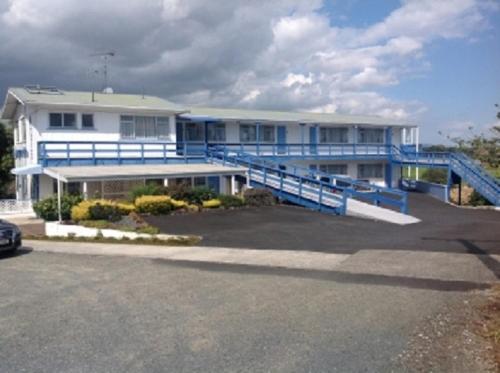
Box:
(0, 0, 496, 126)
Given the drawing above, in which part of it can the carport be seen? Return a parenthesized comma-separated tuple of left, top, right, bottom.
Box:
(42, 163, 248, 221)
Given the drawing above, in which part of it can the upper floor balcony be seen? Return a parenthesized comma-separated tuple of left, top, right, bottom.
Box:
(38, 140, 395, 167)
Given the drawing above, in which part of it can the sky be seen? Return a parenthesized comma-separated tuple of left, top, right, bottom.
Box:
(0, 0, 499, 143)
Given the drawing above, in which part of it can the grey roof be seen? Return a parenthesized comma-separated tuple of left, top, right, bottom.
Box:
(43, 163, 247, 182)
(1, 87, 187, 119)
(187, 106, 414, 127)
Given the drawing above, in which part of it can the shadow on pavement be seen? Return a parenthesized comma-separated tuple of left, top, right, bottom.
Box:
(0, 247, 33, 260)
(153, 258, 493, 292)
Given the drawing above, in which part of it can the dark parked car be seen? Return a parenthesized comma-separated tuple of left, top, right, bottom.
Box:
(0, 220, 22, 254)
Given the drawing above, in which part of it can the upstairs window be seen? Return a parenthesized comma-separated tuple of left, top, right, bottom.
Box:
(358, 128, 384, 144)
(239, 124, 275, 143)
(320, 127, 348, 143)
(240, 124, 257, 142)
(120, 115, 135, 139)
(49, 113, 76, 128)
(207, 123, 226, 142)
(157, 117, 169, 139)
(81, 114, 94, 129)
(259, 125, 275, 143)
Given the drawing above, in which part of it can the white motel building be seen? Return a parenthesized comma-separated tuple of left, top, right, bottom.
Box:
(1, 86, 498, 223)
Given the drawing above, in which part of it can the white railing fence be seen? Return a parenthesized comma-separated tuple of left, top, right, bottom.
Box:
(0, 199, 33, 215)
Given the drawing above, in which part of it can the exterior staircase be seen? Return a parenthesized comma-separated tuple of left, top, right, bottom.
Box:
(392, 147, 500, 206)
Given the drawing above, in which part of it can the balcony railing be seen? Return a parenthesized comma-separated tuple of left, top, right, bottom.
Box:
(38, 141, 392, 166)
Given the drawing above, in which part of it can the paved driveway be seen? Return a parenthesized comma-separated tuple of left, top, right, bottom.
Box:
(145, 193, 500, 256)
(0, 250, 483, 372)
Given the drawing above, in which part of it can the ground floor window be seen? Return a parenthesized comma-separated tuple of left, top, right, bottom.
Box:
(358, 164, 383, 178)
(319, 164, 348, 175)
(193, 176, 207, 187)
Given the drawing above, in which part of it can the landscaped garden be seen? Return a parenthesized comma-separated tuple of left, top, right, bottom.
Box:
(32, 182, 276, 242)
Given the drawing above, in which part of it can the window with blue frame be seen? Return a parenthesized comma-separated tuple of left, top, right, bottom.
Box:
(207, 123, 226, 142)
(239, 124, 275, 143)
(358, 128, 384, 144)
(358, 164, 383, 178)
(240, 124, 257, 142)
(319, 127, 348, 143)
(185, 122, 204, 142)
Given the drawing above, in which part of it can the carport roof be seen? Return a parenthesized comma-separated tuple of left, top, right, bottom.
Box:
(43, 163, 247, 183)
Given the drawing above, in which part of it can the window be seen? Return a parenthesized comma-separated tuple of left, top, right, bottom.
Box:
(358, 128, 384, 144)
(194, 176, 207, 187)
(320, 128, 348, 143)
(157, 117, 169, 139)
(358, 164, 383, 179)
(135, 116, 156, 139)
(259, 125, 275, 143)
(319, 164, 348, 175)
(49, 113, 62, 127)
(239, 124, 275, 143)
(240, 124, 257, 142)
(81, 114, 94, 129)
(49, 113, 76, 128)
(120, 115, 135, 139)
(185, 122, 204, 142)
(207, 123, 226, 142)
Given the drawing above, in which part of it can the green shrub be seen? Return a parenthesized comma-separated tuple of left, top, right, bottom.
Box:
(136, 225, 160, 235)
(469, 190, 492, 206)
(243, 188, 275, 207)
(163, 183, 192, 201)
(88, 203, 122, 222)
(33, 194, 83, 221)
(421, 169, 447, 184)
(219, 194, 245, 208)
(79, 220, 111, 229)
(129, 183, 163, 202)
(188, 187, 217, 204)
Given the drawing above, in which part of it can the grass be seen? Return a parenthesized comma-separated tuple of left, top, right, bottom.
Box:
(401, 166, 431, 179)
(23, 234, 201, 246)
(474, 285, 500, 367)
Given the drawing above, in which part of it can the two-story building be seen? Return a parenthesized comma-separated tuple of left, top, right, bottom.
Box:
(1, 86, 428, 221)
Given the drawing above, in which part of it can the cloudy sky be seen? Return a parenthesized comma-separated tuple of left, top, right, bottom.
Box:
(0, 0, 499, 143)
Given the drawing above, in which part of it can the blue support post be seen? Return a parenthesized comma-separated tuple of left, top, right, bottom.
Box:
(256, 122, 261, 155)
(66, 143, 70, 166)
(318, 183, 323, 210)
(300, 123, 305, 156)
(141, 143, 145, 164)
(117, 143, 122, 165)
(92, 143, 96, 165)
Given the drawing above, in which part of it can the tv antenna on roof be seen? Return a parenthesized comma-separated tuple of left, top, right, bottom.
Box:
(90, 51, 115, 91)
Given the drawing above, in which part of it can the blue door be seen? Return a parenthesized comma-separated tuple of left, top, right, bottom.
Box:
(309, 126, 317, 154)
(176, 122, 184, 155)
(277, 126, 287, 154)
(207, 176, 220, 193)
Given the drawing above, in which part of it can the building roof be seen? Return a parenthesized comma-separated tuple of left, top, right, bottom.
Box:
(186, 106, 413, 127)
(43, 163, 247, 182)
(1, 87, 187, 119)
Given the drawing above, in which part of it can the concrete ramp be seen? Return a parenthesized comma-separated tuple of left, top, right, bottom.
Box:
(346, 198, 420, 225)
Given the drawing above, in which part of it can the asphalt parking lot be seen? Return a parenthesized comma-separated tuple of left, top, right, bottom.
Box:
(146, 193, 500, 256)
(0, 250, 480, 372)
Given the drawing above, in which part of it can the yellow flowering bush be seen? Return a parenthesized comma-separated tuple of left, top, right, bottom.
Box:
(134, 195, 174, 215)
(71, 199, 136, 222)
(202, 199, 221, 208)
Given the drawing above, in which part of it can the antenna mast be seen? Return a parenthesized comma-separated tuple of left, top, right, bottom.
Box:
(90, 51, 115, 90)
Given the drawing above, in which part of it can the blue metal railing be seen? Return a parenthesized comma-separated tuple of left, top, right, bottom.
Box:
(206, 150, 347, 215)
(207, 148, 409, 214)
(37, 141, 392, 166)
(393, 145, 500, 206)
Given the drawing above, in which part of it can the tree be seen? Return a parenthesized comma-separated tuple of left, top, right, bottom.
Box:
(0, 121, 14, 198)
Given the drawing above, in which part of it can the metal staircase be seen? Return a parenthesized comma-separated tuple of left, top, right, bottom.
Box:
(207, 149, 420, 225)
(392, 146, 500, 206)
